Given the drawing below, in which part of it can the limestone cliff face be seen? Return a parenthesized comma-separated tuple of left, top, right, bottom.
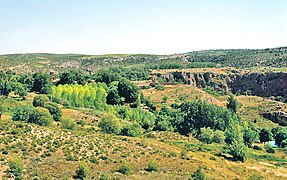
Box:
(154, 71, 287, 100)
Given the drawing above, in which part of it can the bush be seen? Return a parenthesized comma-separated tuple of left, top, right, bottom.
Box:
(30, 107, 53, 126)
(145, 161, 159, 172)
(12, 106, 53, 126)
(121, 123, 142, 137)
(75, 161, 88, 180)
(43, 102, 62, 121)
(9, 155, 23, 180)
(118, 160, 131, 175)
(99, 116, 121, 135)
(61, 118, 77, 130)
(264, 143, 275, 154)
(99, 172, 112, 180)
(198, 128, 213, 144)
(229, 143, 248, 162)
(155, 84, 165, 91)
(212, 130, 225, 143)
(12, 105, 34, 122)
(253, 145, 262, 150)
(191, 167, 206, 180)
(33, 95, 49, 107)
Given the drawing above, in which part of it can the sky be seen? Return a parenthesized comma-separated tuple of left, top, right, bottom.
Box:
(0, 0, 286, 55)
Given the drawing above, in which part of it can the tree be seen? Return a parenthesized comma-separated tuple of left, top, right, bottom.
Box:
(243, 127, 258, 147)
(99, 116, 121, 134)
(9, 155, 23, 180)
(118, 78, 139, 103)
(198, 127, 213, 144)
(74, 161, 88, 180)
(10, 82, 28, 98)
(94, 69, 116, 85)
(227, 95, 239, 113)
(33, 95, 49, 107)
(32, 72, 52, 94)
(274, 130, 287, 147)
(259, 129, 273, 143)
(43, 102, 62, 121)
(106, 86, 122, 105)
(57, 70, 85, 85)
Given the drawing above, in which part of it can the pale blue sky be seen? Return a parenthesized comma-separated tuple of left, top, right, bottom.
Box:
(0, 0, 286, 55)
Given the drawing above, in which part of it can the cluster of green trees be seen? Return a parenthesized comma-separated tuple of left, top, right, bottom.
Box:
(12, 95, 62, 126)
(51, 83, 107, 108)
(0, 71, 28, 98)
(259, 127, 287, 148)
(0, 71, 53, 99)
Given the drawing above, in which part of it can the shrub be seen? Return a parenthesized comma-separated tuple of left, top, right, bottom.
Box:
(145, 161, 159, 172)
(118, 160, 131, 175)
(259, 129, 273, 143)
(12, 105, 34, 122)
(61, 118, 77, 130)
(99, 116, 121, 135)
(212, 130, 225, 143)
(75, 161, 88, 180)
(253, 145, 262, 150)
(33, 95, 49, 107)
(121, 123, 142, 137)
(198, 128, 213, 144)
(191, 167, 206, 180)
(264, 143, 275, 154)
(155, 84, 165, 91)
(99, 172, 112, 180)
(43, 102, 62, 121)
(29, 107, 53, 126)
(9, 155, 23, 180)
(12, 106, 53, 126)
(229, 143, 248, 162)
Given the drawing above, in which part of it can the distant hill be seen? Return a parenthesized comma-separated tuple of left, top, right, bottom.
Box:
(0, 46, 286, 73)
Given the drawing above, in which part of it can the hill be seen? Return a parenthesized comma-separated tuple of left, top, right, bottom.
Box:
(0, 46, 287, 73)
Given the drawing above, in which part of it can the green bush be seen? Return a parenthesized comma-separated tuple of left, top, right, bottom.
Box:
(229, 143, 248, 162)
(12, 106, 53, 126)
(30, 107, 53, 126)
(75, 161, 88, 180)
(121, 123, 142, 137)
(191, 167, 206, 180)
(155, 84, 165, 91)
(61, 118, 77, 130)
(264, 143, 275, 154)
(118, 160, 131, 175)
(99, 116, 121, 135)
(198, 128, 213, 144)
(145, 161, 159, 172)
(212, 130, 225, 143)
(9, 155, 24, 180)
(99, 172, 112, 180)
(12, 105, 34, 123)
(33, 95, 49, 107)
(43, 102, 62, 121)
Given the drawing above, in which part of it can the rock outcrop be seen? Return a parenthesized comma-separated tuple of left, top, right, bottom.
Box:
(153, 70, 287, 100)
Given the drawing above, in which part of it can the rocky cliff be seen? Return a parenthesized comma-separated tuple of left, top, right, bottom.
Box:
(153, 70, 287, 100)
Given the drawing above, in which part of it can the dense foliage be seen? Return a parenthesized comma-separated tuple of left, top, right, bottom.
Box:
(51, 83, 107, 108)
